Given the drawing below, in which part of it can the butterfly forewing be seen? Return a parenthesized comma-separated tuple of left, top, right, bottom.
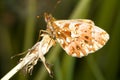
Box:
(52, 19, 109, 58)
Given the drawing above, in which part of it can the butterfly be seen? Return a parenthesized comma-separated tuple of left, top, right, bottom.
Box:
(17, 13, 109, 77)
(43, 13, 109, 58)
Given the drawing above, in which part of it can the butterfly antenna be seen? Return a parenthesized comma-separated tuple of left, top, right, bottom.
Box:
(51, 0, 61, 13)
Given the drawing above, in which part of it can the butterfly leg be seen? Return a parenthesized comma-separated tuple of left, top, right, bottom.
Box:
(39, 54, 53, 77)
(37, 30, 50, 42)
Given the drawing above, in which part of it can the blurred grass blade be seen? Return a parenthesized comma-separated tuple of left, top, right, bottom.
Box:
(105, 9, 120, 80)
(61, 0, 93, 80)
(70, 0, 91, 19)
(87, 56, 105, 80)
(54, 59, 63, 80)
(96, 0, 118, 30)
(23, 0, 37, 50)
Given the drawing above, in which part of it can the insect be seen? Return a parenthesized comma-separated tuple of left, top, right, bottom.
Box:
(43, 13, 109, 58)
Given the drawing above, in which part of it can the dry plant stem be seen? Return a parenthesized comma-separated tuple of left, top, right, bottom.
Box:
(1, 34, 55, 80)
(1, 52, 37, 80)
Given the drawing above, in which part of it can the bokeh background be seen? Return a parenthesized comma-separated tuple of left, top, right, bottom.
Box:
(0, 0, 120, 80)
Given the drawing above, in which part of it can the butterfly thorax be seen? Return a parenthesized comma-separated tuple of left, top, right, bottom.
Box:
(44, 13, 57, 40)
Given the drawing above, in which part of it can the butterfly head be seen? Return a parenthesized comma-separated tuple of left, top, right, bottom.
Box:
(44, 13, 55, 24)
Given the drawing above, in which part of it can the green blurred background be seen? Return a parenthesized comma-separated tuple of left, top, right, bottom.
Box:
(0, 0, 120, 80)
